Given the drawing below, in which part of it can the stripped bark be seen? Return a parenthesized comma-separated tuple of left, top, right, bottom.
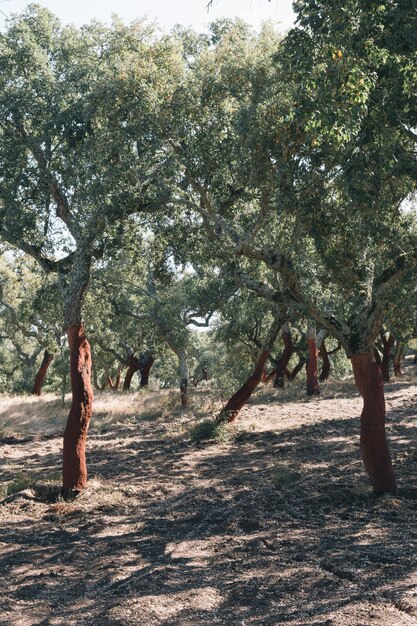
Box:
(61, 247, 93, 499)
(106, 363, 123, 390)
(351, 352, 397, 495)
(32, 350, 54, 395)
(62, 325, 93, 498)
(273, 323, 294, 388)
(217, 313, 284, 423)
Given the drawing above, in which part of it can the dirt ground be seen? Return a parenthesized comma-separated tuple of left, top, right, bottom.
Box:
(1, 367, 417, 625)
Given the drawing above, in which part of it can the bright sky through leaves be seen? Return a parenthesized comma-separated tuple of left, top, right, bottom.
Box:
(0, 0, 295, 32)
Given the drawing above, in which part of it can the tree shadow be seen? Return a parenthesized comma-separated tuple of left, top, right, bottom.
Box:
(1, 385, 417, 624)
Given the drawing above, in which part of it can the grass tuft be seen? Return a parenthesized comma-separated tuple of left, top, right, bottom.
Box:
(189, 419, 246, 444)
(0, 473, 35, 500)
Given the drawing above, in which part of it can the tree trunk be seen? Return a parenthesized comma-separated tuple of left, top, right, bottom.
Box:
(106, 363, 123, 390)
(351, 352, 396, 495)
(193, 367, 209, 386)
(60, 246, 93, 499)
(380, 332, 394, 382)
(286, 355, 306, 381)
(217, 350, 271, 423)
(62, 325, 93, 498)
(32, 350, 53, 396)
(306, 321, 319, 396)
(91, 361, 101, 392)
(123, 355, 140, 390)
(393, 342, 403, 377)
(113, 364, 123, 390)
(139, 351, 154, 387)
(273, 323, 294, 388)
(179, 350, 188, 407)
(319, 339, 331, 382)
(265, 368, 277, 383)
(373, 347, 382, 367)
(217, 313, 284, 422)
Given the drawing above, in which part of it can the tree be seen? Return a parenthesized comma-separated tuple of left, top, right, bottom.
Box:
(166, 16, 417, 494)
(0, 7, 182, 496)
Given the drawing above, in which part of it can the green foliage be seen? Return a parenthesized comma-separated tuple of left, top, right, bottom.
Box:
(0, 5, 416, 398)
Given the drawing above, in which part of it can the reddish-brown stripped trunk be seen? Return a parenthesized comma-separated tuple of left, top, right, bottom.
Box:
(32, 350, 54, 396)
(62, 325, 93, 497)
(217, 314, 283, 422)
(319, 340, 331, 382)
(380, 333, 394, 382)
(123, 355, 140, 390)
(351, 352, 397, 495)
(217, 350, 271, 423)
(273, 325, 294, 388)
(106, 363, 123, 390)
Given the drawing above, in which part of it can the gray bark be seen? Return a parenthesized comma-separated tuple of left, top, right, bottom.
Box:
(61, 245, 92, 329)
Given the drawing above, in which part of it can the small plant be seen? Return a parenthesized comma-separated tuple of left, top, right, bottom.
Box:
(189, 419, 246, 444)
(0, 473, 35, 500)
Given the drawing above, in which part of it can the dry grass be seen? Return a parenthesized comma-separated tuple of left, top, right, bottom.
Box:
(0, 388, 176, 439)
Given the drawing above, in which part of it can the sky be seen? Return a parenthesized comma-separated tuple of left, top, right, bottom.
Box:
(0, 0, 296, 33)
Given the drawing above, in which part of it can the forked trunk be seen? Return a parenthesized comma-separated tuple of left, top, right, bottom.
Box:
(380, 333, 394, 382)
(351, 352, 396, 495)
(123, 355, 140, 391)
(286, 355, 306, 381)
(217, 313, 284, 423)
(319, 340, 331, 382)
(393, 342, 403, 378)
(113, 365, 123, 390)
(106, 363, 123, 390)
(273, 324, 294, 388)
(62, 325, 93, 498)
(32, 350, 54, 396)
(217, 350, 271, 423)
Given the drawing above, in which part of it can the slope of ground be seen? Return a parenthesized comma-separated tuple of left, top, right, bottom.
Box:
(1, 373, 417, 625)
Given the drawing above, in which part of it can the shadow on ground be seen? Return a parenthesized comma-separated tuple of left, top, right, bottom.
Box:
(1, 380, 417, 625)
